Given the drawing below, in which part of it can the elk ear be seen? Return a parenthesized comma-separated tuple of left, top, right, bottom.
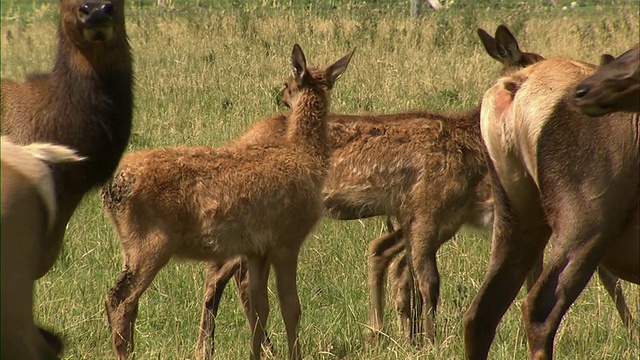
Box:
(291, 44, 307, 86)
(477, 28, 502, 62)
(600, 53, 616, 65)
(495, 24, 523, 64)
(326, 48, 355, 87)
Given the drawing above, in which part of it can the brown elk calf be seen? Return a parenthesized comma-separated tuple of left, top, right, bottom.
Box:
(1, 137, 84, 360)
(192, 26, 542, 356)
(102, 44, 353, 360)
(464, 57, 639, 359)
(195, 27, 633, 358)
(1, 0, 133, 279)
(575, 43, 640, 116)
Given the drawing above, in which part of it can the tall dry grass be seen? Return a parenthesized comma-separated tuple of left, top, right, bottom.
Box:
(1, 4, 638, 359)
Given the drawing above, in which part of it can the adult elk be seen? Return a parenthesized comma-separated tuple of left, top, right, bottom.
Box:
(1, 137, 84, 360)
(575, 43, 640, 116)
(464, 56, 639, 359)
(1, 0, 133, 279)
(102, 44, 353, 360)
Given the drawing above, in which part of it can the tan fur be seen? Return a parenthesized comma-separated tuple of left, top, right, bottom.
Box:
(102, 45, 353, 360)
(201, 26, 535, 347)
(1, 137, 86, 230)
(1, 138, 83, 360)
(199, 27, 633, 353)
(575, 43, 640, 116)
(1, 0, 133, 279)
(464, 57, 639, 359)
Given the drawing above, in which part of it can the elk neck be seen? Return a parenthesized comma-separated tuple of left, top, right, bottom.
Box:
(286, 86, 331, 159)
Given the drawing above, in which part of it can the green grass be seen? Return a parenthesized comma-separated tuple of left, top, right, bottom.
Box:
(2, 4, 639, 359)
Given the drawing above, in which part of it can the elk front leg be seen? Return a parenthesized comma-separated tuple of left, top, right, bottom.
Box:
(232, 258, 274, 353)
(246, 256, 270, 360)
(368, 228, 405, 335)
(196, 258, 244, 360)
(272, 246, 303, 360)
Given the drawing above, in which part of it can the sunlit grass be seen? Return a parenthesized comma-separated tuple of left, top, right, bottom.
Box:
(2, 4, 638, 359)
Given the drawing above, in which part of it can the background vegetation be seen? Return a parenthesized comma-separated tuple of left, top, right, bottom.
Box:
(1, 1, 638, 359)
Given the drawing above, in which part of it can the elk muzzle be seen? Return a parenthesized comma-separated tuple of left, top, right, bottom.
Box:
(77, 1, 115, 43)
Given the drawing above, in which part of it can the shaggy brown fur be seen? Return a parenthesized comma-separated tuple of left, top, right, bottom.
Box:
(1, 0, 133, 279)
(194, 27, 633, 354)
(194, 25, 535, 348)
(575, 43, 640, 116)
(102, 44, 354, 360)
(464, 57, 639, 359)
(1, 138, 84, 360)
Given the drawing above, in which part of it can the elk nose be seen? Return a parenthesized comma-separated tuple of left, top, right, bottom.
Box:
(78, 2, 114, 24)
(574, 84, 589, 99)
(101, 2, 114, 15)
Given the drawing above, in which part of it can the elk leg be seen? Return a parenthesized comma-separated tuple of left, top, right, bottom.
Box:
(463, 171, 551, 360)
(403, 218, 441, 344)
(526, 252, 544, 291)
(36, 203, 77, 279)
(105, 239, 171, 360)
(596, 266, 634, 333)
(196, 258, 243, 360)
(272, 247, 303, 360)
(389, 253, 417, 339)
(232, 258, 274, 353)
(369, 228, 405, 335)
(246, 255, 270, 360)
(522, 228, 608, 359)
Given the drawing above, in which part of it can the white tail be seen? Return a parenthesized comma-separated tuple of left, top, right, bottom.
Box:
(1, 137, 85, 231)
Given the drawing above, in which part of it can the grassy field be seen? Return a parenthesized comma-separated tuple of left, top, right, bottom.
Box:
(2, 2, 639, 359)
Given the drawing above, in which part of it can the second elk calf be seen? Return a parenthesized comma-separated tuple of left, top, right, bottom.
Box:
(102, 44, 353, 360)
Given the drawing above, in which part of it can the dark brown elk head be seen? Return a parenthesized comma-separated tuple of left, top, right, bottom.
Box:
(574, 43, 640, 116)
(60, 0, 126, 47)
(477, 24, 545, 75)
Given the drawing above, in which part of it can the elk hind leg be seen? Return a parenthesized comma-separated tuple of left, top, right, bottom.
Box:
(389, 252, 420, 340)
(522, 226, 607, 360)
(368, 228, 405, 336)
(463, 172, 550, 359)
(597, 266, 635, 334)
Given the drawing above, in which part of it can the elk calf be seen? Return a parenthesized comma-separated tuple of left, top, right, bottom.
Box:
(194, 25, 541, 350)
(1, 137, 84, 360)
(1, 0, 133, 279)
(194, 26, 633, 354)
(575, 43, 639, 116)
(102, 44, 353, 360)
(464, 57, 639, 359)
